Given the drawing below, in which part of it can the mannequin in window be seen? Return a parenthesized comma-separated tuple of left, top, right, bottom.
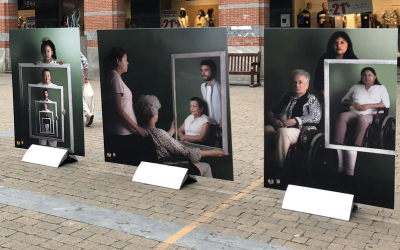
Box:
(178, 8, 189, 28)
(195, 9, 206, 28)
(299, 2, 312, 28)
(317, 2, 329, 28)
(369, 14, 382, 28)
(205, 8, 216, 27)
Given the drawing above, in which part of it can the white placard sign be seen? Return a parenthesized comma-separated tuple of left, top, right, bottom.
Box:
(282, 185, 354, 221)
(328, 0, 373, 16)
(161, 10, 178, 28)
(22, 144, 68, 168)
(132, 161, 188, 190)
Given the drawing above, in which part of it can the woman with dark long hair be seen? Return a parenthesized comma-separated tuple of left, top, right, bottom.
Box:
(102, 46, 151, 165)
(313, 31, 358, 97)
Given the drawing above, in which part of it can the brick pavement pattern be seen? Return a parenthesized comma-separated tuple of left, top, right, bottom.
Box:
(0, 73, 399, 250)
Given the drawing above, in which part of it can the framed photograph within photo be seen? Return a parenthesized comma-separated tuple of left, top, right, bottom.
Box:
(29, 85, 62, 140)
(324, 59, 397, 156)
(36, 102, 57, 136)
(18, 63, 74, 152)
(171, 51, 228, 153)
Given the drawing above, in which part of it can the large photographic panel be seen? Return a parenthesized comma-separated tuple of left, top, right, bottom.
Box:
(264, 28, 397, 208)
(10, 28, 84, 155)
(98, 28, 233, 180)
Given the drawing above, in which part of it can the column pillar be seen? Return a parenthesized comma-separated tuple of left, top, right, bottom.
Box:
(84, 0, 125, 77)
(0, 0, 18, 72)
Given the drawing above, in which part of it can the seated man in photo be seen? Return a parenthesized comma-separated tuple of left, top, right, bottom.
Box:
(265, 69, 321, 169)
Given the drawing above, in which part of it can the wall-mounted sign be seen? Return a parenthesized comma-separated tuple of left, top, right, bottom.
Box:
(328, 0, 373, 16)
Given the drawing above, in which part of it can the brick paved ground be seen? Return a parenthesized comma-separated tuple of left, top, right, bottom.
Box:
(0, 73, 399, 250)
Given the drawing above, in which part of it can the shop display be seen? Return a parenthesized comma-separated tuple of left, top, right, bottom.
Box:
(195, 9, 206, 28)
(264, 28, 397, 209)
(97, 28, 234, 181)
(178, 8, 189, 28)
(298, 2, 312, 28)
(205, 8, 216, 27)
(317, 2, 329, 28)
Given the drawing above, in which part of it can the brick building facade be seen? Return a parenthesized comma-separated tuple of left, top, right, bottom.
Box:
(0, 0, 270, 79)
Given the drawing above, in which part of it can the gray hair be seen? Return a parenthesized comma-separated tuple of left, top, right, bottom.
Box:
(135, 95, 161, 125)
(292, 69, 310, 83)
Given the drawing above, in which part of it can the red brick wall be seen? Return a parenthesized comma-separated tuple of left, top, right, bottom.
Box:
(0, 3, 18, 48)
(220, 0, 270, 47)
(84, 0, 125, 47)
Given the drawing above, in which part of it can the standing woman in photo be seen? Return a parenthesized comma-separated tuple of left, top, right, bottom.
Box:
(103, 46, 151, 165)
(313, 31, 358, 98)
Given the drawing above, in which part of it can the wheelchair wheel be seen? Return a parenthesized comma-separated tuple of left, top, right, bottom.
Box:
(307, 133, 338, 188)
(380, 116, 396, 150)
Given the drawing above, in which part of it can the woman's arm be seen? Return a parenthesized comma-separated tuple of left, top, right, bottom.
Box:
(115, 94, 148, 137)
(183, 123, 211, 143)
(359, 102, 386, 111)
(177, 122, 186, 140)
(201, 149, 228, 157)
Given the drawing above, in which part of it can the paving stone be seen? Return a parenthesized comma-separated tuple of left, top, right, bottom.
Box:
(52, 234, 83, 245)
(40, 240, 64, 249)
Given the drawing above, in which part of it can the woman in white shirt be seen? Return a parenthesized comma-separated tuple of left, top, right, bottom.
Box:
(334, 67, 390, 147)
(177, 97, 215, 146)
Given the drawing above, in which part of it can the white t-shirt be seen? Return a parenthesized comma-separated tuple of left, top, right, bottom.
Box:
(342, 84, 390, 115)
(37, 82, 56, 86)
(206, 85, 213, 118)
(109, 70, 137, 135)
(184, 114, 212, 136)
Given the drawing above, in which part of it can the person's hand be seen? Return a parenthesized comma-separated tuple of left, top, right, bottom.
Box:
(209, 149, 229, 157)
(34, 61, 40, 65)
(84, 74, 88, 83)
(136, 127, 149, 138)
(57, 61, 65, 65)
(28, 109, 30, 113)
(218, 123, 222, 128)
(62, 109, 66, 115)
(322, 90, 325, 98)
(56, 116, 58, 120)
(358, 104, 370, 111)
(179, 135, 188, 141)
(276, 120, 284, 128)
(169, 121, 175, 134)
(352, 101, 362, 110)
(283, 119, 296, 127)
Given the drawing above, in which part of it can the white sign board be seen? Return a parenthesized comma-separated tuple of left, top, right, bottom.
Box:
(281, 14, 290, 27)
(26, 17, 35, 29)
(161, 10, 178, 28)
(22, 144, 68, 168)
(328, 0, 373, 16)
(282, 185, 354, 221)
(132, 162, 188, 190)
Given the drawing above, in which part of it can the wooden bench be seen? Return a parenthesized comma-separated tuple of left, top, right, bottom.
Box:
(228, 52, 261, 87)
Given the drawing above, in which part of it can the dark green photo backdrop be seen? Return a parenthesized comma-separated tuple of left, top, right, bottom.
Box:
(98, 28, 233, 181)
(10, 28, 84, 155)
(264, 28, 397, 208)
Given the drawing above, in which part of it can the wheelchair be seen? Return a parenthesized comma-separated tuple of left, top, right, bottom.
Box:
(335, 106, 396, 150)
(284, 124, 339, 190)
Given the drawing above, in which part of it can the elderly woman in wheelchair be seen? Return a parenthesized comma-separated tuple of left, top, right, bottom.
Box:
(134, 95, 228, 178)
(265, 69, 322, 175)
